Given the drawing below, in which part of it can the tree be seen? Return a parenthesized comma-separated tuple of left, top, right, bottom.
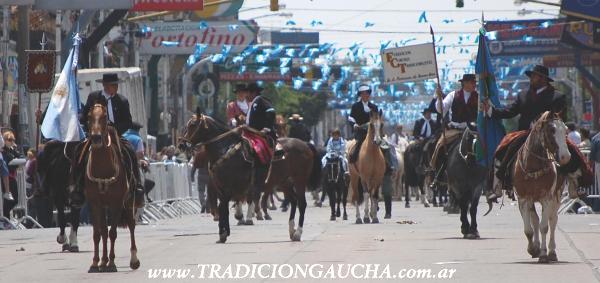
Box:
(262, 83, 328, 127)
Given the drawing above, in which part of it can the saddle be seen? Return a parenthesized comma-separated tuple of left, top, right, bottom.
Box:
(240, 127, 273, 165)
(494, 130, 528, 161)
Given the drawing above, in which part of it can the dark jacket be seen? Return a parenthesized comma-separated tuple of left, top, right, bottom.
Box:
(288, 121, 311, 142)
(492, 85, 566, 131)
(247, 95, 275, 133)
(412, 118, 440, 139)
(80, 91, 133, 136)
(349, 101, 379, 127)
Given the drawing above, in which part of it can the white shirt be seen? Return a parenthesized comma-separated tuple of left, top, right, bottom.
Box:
(236, 99, 249, 114)
(362, 101, 371, 113)
(102, 90, 115, 123)
(436, 90, 471, 121)
(536, 86, 547, 95)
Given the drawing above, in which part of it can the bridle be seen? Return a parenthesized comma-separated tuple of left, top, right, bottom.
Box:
(86, 104, 122, 193)
(517, 115, 562, 180)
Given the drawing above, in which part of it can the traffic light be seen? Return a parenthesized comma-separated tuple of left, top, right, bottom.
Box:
(270, 0, 279, 11)
(456, 0, 464, 8)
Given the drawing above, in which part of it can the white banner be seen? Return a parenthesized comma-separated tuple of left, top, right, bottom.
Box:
(381, 43, 437, 84)
(138, 21, 258, 55)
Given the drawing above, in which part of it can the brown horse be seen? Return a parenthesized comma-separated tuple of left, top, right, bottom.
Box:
(513, 111, 570, 263)
(347, 110, 386, 224)
(84, 104, 139, 272)
(179, 113, 315, 242)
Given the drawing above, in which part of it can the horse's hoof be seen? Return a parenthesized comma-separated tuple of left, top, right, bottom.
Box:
(538, 255, 549, 264)
(234, 213, 243, 221)
(57, 235, 66, 245)
(442, 205, 449, 212)
(88, 266, 100, 273)
(424, 203, 430, 208)
(269, 205, 277, 211)
(363, 217, 371, 224)
(528, 246, 541, 258)
(217, 233, 228, 244)
(355, 218, 363, 224)
(336, 211, 341, 217)
(130, 260, 141, 270)
(343, 214, 348, 220)
(371, 218, 379, 224)
(292, 230, 302, 241)
(104, 264, 117, 273)
(315, 202, 322, 207)
(213, 216, 219, 222)
(237, 220, 245, 226)
(245, 220, 254, 226)
(69, 245, 79, 252)
(384, 214, 391, 219)
(256, 215, 264, 221)
(265, 214, 272, 221)
(548, 251, 558, 262)
(465, 233, 479, 240)
(62, 244, 70, 252)
(405, 203, 410, 208)
(330, 215, 336, 221)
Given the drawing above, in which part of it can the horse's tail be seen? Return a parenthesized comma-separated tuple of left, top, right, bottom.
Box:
(307, 143, 321, 190)
(355, 180, 365, 205)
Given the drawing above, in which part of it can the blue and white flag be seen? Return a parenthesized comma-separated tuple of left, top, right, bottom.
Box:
(41, 33, 84, 142)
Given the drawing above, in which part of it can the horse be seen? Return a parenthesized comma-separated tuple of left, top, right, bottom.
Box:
(83, 104, 139, 272)
(37, 141, 82, 252)
(422, 135, 450, 208)
(322, 153, 348, 221)
(512, 112, 570, 263)
(444, 128, 488, 239)
(390, 136, 407, 201)
(347, 110, 386, 224)
(403, 139, 432, 208)
(179, 113, 314, 243)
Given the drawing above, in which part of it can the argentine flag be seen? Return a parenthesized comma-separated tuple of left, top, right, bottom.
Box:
(41, 33, 84, 142)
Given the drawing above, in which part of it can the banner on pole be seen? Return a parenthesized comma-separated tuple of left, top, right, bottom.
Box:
(25, 50, 56, 93)
(381, 43, 436, 84)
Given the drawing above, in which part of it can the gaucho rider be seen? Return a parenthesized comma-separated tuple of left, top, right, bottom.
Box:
(78, 73, 145, 206)
(484, 65, 593, 201)
(430, 74, 479, 188)
(348, 84, 379, 164)
(226, 83, 250, 128)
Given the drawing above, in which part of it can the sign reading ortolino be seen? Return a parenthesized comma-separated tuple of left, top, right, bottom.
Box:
(139, 21, 258, 55)
(381, 43, 436, 84)
(132, 0, 203, 11)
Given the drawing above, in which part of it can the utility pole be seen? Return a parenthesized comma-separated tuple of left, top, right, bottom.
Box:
(16, 5, 31, 148)
(1, 6, 9, 126)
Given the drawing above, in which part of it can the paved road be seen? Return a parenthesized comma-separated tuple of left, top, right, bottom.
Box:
(1, 198, 599, 283)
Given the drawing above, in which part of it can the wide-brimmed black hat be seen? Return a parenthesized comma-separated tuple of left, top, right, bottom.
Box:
(459, 74, 476, 82)
(525, 65, 554, 82)
(95, 73, 123, 84)
(422, 108, 433, 114)
(234, 83, 247, 92)
(131, 122, 143, 130)
(246, 82, 263, 93)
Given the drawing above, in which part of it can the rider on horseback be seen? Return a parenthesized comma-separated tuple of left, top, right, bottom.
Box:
(226, 84, 250, 128)
(483, 65, 592, 201)
(348, 84, 379, 164)
(322, 128, 348, 175)
(78, 73, 145, 207)
(430, 74, 479, 189)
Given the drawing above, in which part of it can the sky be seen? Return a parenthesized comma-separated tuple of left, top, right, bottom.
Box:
(239, 0, 561, 79)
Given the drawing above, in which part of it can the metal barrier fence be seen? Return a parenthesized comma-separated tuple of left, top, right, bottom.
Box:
(559, 148, 599, 214)
(141, 162, 202, 223)
(1, 158, 43, 229)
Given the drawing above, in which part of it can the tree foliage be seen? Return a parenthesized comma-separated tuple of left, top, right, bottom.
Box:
(262, 83, 328, 127)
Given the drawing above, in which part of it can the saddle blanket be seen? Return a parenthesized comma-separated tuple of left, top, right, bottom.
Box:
(241, 129, 273, 165)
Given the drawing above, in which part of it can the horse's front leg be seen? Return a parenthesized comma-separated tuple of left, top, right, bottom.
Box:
(217, 197, 230, 243)
(56, 203, 69, 251)
(362, 183, 370, 224)
(292, 182, 307, 241)
(128, 208, 140, 269)
(518, 200, 539, 258)
(547, 199, 559, 262)
(106, 207, 121, 272)
(68, 206, 81, 252)
(459, 200, 470, 238)
(370, 191, 379, 224)
(88, 204, 102, 273)
(466, 195, 480, 239)
(99, 214, 109, 271)
(538, 199, 551, 263)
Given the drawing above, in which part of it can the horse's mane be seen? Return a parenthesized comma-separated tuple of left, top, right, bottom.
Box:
(532, 111, 552, 134)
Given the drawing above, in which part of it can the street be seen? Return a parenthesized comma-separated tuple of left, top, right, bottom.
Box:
(1, 197, 599, 282)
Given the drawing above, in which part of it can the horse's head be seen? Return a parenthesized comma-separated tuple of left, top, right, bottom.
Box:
(88, 104, 109, 147)
(369, 109, 384, 144)
(179, 111, 230, 153)
(537, 111, 570, 165)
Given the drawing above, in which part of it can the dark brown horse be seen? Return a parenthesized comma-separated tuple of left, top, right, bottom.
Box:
(83, 104, 139, 272)
(179, 113, 314, 242)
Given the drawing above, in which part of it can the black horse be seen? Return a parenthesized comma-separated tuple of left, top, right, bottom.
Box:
(37, 141, 82, 252)
(445, 129, 488, 239)
(422, 135, 450, 208)
(403, 139, 431, 208)
(322, 154, 348, 221)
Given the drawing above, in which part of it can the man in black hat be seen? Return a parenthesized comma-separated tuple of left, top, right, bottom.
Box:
(412, 108, 439, 140)
(246, 82, 276, 141)
(429, 74, 479, 177)
(288, 114, 311, 143)
(348, 84, 379, 163)
(226, 84, 249, 128)
(483, 65, 591, 200)
(78, 73, 144, 206)
(81, 73, 133, 135)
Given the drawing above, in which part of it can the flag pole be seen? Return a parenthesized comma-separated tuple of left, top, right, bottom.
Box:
(479, 12, 491, 166)
(430, 26, 447, 156)
(35, 33, 48, 153)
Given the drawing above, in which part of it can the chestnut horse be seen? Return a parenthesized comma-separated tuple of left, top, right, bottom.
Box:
(513, 111, 570, 263)
(84, 104, 139, 272)
(179, 113, 314, 242)
(347, 110, 386, 224)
